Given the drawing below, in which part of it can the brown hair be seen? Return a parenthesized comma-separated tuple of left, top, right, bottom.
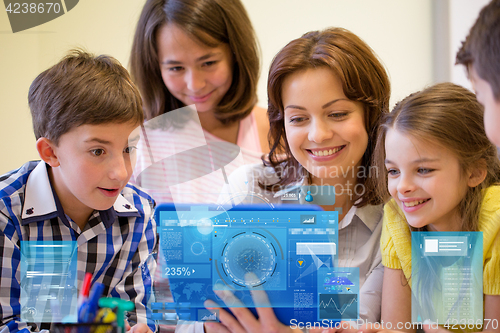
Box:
(456, 0, 500, 100)
(373, 82, 500, 231)
(28, 49, 143, 145)
(130, 0, 260, 124)
(266, 27, 391, 207)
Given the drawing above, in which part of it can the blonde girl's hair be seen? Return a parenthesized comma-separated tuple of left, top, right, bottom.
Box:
(373, 82, 500, 231)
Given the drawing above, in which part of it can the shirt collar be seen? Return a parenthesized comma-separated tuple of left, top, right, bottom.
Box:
(339, 202, 383, 232)
(21, 161, 140, 227)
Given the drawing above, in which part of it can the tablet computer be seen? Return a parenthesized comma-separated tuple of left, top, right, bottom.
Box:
(151, 203, 356, 328)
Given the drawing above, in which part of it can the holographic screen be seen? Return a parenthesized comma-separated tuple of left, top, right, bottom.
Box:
(150, 204, 349, 325)
(411, 232, 483, 325)
(20, 241, 78, 323)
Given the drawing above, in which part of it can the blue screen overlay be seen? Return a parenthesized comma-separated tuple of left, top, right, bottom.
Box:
(411, 232, 483, 325)
(153, 204, 340, 325)
(20, 241, 78, 323)
(318, 267, 359, 321)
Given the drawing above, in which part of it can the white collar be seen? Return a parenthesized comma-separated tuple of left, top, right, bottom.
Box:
(339, 202, 383, 232)
(21, 161, 138, 222)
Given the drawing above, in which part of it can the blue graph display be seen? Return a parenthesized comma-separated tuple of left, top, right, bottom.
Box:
(319, 294, 358, 320)
(154, 204, 339, 325)
(318, 267, 359, 320)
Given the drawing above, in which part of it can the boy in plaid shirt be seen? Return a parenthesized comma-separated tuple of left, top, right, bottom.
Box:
(0, 50, 157, 333)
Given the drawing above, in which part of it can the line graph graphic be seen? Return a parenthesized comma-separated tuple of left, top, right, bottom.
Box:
(317, 267, 359, 320)
(319, 294, 358, 320)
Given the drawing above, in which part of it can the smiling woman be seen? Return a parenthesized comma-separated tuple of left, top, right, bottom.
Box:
(219, 27, 391, 326)
(156, 23, 234, 115)
(282, 68, 368, 186)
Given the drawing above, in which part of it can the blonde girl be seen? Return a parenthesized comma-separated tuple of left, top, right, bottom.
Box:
(374, 82, 500, 332)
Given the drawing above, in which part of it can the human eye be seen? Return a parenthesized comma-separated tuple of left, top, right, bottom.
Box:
(288, 116, 307, 124)
(328, 111, 349, 120)
(90, 148, 105, 157)
(168, 66, 184, 72)
(386, 168, 399, 177)
(417, 167, 434, 175)
(124, 146, 137, 154)
(202, 60, 218, 67)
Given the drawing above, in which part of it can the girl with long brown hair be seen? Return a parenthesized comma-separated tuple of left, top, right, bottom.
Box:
(130, 0, 269, 203)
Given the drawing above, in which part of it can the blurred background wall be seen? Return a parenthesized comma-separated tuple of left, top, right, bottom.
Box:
(0, 0, 490, 174)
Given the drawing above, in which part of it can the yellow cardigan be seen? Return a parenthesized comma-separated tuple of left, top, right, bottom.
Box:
(381, 185, 500, 295)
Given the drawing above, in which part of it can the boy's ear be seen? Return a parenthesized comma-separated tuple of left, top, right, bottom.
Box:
(36, 137, 60, 167)
(467, 160, 487, 188)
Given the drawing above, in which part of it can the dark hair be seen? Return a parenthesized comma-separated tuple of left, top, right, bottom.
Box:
(456, 0, 500, 99)
(130, 0, 260, 124)
(28, 49, 143, 145)
(266, 27, 391, 207)
(373, 82, 500, 231)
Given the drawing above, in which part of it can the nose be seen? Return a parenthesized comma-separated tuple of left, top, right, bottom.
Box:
(396, 172, 417, 194)
(186, 69, 205, 92)
(307, 119, 334, 143)
(109, 155, 131, 182)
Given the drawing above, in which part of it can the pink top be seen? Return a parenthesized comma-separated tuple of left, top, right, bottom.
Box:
(203, 111, 261, 151)
(131, 111, 263, 204)
(237, 111, 261, 152)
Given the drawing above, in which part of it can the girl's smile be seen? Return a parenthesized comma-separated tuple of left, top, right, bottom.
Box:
(399, 197, 431, 212)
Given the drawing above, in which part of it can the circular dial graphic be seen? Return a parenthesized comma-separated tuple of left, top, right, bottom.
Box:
(222, 232, 277, 287)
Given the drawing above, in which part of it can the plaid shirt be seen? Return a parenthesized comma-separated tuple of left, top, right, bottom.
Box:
(0, 161, 157, 333)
